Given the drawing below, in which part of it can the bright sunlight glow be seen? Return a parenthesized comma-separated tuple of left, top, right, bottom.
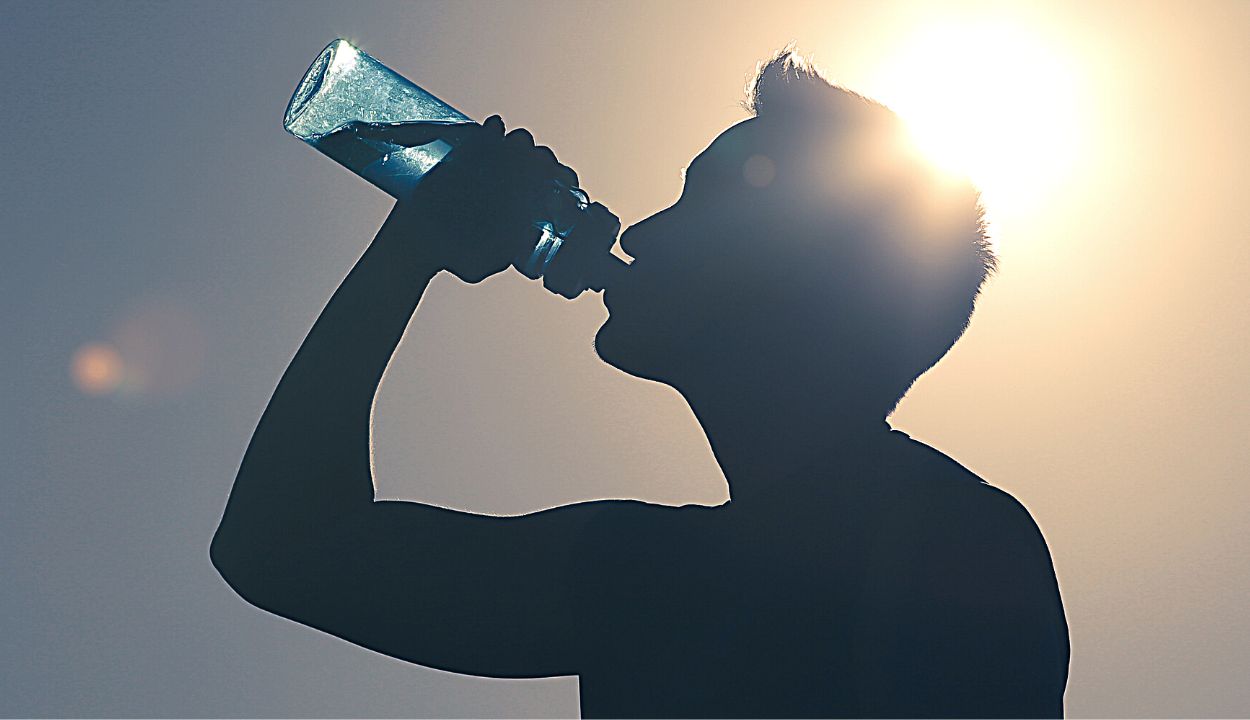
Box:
(867, 17, 1085, 222)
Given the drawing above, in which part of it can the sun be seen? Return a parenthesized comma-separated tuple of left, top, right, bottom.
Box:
(866, 17, 1085, 222)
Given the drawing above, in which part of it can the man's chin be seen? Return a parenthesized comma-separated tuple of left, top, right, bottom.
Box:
(594, 318, 666, 383)
(593, 319, 626, 369)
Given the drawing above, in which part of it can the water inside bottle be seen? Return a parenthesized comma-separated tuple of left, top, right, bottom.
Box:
(310, 121, 472, 199)
(305, 117, 625, 294)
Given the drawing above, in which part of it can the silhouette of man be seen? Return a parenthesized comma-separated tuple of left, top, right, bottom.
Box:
(212, 52, 1069, 718)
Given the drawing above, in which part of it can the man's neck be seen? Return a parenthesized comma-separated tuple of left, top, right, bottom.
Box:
(679, 379, 892, 506)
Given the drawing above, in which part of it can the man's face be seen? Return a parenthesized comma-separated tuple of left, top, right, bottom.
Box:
(595, 118, 806, 386)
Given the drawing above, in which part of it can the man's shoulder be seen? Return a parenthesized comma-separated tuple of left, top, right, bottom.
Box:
(572, 499, 721, 560)
(884, 430, 1037, 522)
(857, 439, 1070, 716)
(874, 431, 1056, 579)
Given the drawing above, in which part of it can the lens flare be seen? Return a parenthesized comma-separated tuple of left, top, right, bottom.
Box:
(743, 154, 777, 188)
(71, 342, 124, 396)
(110, 299, 208, 398)
(69, 294, 209, 400)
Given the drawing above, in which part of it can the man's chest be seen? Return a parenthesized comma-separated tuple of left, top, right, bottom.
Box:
(582, 526, 873, 684)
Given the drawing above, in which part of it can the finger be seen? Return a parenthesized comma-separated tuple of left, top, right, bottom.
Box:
(483, 115, 506, 137)
(504, 127, 536, 149)
(442, 116, 504, 159)
(581, 201, 622, 249)
(533, 145, 579, 189)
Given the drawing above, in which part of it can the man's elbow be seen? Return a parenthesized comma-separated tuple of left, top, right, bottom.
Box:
(210, 527, 248, 588)
(210, 525, 283, 608)
(210, 516, 337, 624)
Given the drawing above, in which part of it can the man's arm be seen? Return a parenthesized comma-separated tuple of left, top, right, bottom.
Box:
(855, 487, 1070, 718)
(211, 122, 620, 678)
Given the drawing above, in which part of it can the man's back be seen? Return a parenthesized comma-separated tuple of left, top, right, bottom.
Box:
(573, 431, 1068, 718)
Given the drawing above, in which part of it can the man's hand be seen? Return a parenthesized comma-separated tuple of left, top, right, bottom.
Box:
(350, 115, 579, 283)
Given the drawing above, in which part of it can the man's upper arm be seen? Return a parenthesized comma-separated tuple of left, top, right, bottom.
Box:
(222, 498, 639, 679)
(856, 487, 1070, 718)
(925, 491, 1069, 717)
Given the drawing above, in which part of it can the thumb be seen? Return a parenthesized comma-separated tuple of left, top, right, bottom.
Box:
(348, 119, 486, 148)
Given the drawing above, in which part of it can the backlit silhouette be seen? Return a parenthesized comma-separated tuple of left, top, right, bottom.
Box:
(212, 51, 1069, 718)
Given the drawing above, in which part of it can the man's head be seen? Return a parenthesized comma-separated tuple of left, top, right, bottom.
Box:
(595, 50, 994, 419)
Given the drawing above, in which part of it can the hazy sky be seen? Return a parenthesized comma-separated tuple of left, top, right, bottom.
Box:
(3, 0, 1249, 717)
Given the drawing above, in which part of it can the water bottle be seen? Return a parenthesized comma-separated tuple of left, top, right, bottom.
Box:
(283, 38, 623, 297)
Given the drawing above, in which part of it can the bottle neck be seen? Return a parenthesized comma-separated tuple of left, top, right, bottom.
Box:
(510, 181, 621, 298)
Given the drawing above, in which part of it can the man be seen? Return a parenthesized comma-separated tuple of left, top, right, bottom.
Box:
(211, 51, 1069, 718)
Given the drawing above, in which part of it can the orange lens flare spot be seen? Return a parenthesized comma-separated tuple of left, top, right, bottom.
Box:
(71, 342, 124, 396)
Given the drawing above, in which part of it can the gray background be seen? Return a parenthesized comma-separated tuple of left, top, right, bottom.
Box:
(3, 0, 1249, 717)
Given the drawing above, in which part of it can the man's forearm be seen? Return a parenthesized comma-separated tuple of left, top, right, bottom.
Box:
(284, 206, 440, 408)
(214, 206, 441, 554)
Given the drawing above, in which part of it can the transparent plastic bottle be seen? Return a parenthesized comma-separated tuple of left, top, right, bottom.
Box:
(283, 39, 622, 297)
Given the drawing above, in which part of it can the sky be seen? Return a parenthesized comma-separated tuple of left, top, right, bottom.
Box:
(2, 0, 1249, 716)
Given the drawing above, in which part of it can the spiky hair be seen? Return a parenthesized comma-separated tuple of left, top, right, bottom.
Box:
(745, 48, 996, 410)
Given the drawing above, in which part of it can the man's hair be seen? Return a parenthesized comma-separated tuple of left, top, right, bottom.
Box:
(746, 49, 995, 412)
